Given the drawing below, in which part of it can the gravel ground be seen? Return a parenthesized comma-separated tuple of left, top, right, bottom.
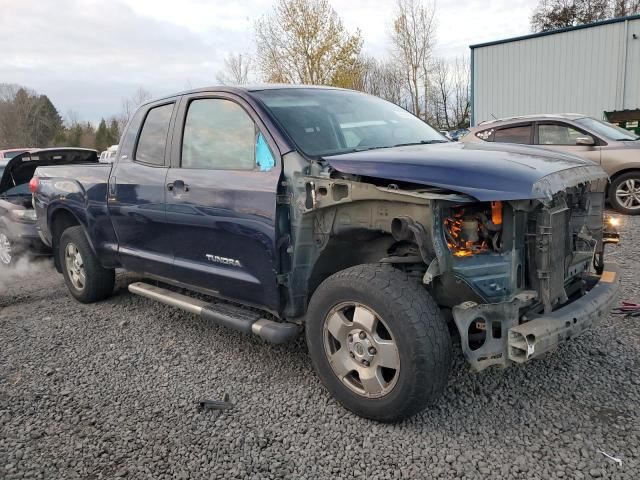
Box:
(1, 214, 639, 480)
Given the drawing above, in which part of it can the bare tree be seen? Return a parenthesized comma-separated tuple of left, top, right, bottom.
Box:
(431, 59, 451, 130)
(613, 0, 640, 16)
(531, 0, 611, 31)
(450, 56, 470, 129)
(216, 53, 252, 85)
(391, 0, 437, 118)
(255, 0, 363, 85)
(359, 57, 408, 108)
(118, 87, 152, 133)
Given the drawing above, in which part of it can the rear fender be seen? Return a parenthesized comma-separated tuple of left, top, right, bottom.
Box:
(48, 206, 98, 272)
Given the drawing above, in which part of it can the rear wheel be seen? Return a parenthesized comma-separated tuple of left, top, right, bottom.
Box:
(0, 232, 24, 267)
(609, 172, 640, 215)
(59, 226, 114, 303)
(306, 264, 452, 422)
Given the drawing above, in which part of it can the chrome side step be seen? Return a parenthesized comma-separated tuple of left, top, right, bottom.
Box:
(128, 282, 301, 344)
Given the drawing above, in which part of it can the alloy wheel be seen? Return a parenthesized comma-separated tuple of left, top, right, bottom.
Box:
(322, 302, 400, 398)
(615, 178, 640, 210)
(0, 233, 12, 265)
(64, 242, 86, 290)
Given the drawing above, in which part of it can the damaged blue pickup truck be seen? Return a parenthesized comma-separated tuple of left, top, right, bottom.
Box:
(32, 86, 620, 421)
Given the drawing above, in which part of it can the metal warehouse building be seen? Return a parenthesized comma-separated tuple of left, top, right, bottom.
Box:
(470, 14, 640, 131)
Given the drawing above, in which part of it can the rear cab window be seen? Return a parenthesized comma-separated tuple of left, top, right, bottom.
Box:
(134, 103, 174, 166)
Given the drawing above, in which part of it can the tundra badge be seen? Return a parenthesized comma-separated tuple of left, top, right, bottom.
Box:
(206, 254, 242, 268)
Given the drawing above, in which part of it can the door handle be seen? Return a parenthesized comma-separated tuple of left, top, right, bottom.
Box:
(167, 180, 189, 193)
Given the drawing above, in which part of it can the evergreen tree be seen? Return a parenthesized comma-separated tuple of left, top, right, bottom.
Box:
(95, 118, 109, 151)
(108, 118, 120, 146)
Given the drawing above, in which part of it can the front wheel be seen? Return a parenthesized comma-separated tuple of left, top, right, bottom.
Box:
(59, 226, 115, 303)
(609, 172, 640, 215)
(306, 264, 452, 422)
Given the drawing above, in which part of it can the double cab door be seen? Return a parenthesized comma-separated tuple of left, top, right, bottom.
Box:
(108, 93, 282, 312)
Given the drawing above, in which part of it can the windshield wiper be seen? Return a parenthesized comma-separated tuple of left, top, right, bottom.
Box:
(353, 140, 447, 152)
(391, 140, 448, 147)
(618, 137, 640, 141)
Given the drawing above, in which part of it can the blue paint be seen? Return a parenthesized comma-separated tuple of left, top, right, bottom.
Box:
(325, 141, 598, 201)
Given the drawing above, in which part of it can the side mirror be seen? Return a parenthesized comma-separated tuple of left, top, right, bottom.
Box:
(575, 136, 595, 146)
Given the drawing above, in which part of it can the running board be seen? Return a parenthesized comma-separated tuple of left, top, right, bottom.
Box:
(128, 282, 301, 344)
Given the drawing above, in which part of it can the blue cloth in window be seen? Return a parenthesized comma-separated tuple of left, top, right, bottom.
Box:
(256, 133, 275, 171)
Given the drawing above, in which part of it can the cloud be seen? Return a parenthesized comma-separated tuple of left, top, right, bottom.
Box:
(0, 0, 252, 121)
(0, 0, 534, 123)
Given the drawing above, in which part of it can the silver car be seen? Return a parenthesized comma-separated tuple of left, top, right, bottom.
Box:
(463, 114, 640, 214)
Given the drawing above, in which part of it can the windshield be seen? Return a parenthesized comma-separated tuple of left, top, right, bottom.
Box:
(252, 88, 447, 157)
(575, 117, 639, 141)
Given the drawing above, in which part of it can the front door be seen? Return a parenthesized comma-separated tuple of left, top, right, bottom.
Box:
(536, 122, 601, 164)
(108, 101, 175, 277)
(164, 95, 281, 311)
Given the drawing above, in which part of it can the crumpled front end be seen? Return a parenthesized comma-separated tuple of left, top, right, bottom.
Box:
(439, 172, 620, 371)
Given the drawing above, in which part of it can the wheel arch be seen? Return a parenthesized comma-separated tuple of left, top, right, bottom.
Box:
(609, 167, 640, 184)
(49, 207, 97, 272)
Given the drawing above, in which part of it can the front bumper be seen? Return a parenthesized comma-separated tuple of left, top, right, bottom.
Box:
(453, 263, 621, 371)
(508, 263, 620, 362)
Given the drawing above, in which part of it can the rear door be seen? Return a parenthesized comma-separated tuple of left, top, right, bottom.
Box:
(164, 93, 282, 311)
(534, 121, 601, 164)
(108, 100, 177, 277)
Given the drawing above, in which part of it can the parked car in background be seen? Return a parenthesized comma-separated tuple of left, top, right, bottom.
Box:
(462, 114, 640, 214)
(0, 148, 98, 266)
(448, 128, 469, 142)
(99, 145, 118, 163)
(439, 130, 453, 141)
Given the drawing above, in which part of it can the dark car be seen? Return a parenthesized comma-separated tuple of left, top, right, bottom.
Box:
(32, 86, 619, 421)
(0, 148, 98, 266)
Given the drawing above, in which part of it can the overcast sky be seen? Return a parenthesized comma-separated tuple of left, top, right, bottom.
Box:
(0, 0, 534, 124)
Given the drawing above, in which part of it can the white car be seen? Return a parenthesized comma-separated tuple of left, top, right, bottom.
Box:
(99, 145, 118, 163)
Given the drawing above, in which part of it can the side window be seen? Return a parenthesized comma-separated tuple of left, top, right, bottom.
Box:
(538, 124, 588, 145)
(119, 107, 146, 159)
(135, 103, 174, 166)
(493, 125, 532, 144)
(182, 98, 273, 170)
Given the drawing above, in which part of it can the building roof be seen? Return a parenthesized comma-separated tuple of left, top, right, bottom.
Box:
(470, 13, 640, 50)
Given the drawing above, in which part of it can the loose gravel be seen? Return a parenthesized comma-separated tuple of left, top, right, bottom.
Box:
(1, 214, 639, 479)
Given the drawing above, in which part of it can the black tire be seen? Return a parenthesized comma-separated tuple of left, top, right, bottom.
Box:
(608, 171, 640, 215)
(59, 226, 115, 303)
(306, 264, 452, 422)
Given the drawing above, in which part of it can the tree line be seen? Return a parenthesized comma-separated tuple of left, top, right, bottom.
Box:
(218, 0, 471, 131)
(531, 0, 639, 32)
(0, 84, 151, 151)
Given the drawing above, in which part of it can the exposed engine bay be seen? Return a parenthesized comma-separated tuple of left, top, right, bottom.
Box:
(444, 202, 503, 257)
(279, 151, 617, 372)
